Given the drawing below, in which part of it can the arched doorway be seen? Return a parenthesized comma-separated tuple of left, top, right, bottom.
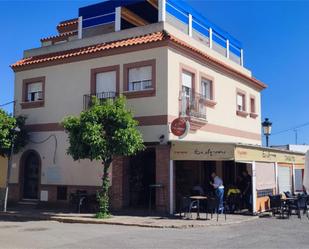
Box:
(20, 151, 41, 199)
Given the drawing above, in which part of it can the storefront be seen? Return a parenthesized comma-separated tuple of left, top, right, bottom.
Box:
(170, 141, 305, 214)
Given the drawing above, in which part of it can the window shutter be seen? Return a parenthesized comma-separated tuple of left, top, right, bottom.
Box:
(294, 169, 303, 192)
(129, 66, 152, 82)
(237, 94, 243, 107)
(278, 166, 292, 193)
(96, 71, 116, 93)
(182, 71, 192, 88)
(28, 82, 42, 93)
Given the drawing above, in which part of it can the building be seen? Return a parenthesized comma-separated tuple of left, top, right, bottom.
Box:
(10, 0, 305, 214)
(272, 144, 309, 153)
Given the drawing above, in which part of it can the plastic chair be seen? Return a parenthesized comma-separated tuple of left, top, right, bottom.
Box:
(288, 195, 308, 219)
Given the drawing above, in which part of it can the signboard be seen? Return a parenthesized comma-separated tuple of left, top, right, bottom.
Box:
(235, 147, 305, 164)
(170, 141, 235, 161)
(170, 141, 305, 165)
(171, 118, 189, 138)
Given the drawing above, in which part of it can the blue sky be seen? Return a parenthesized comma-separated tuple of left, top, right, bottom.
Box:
(1, 0, 309, 146)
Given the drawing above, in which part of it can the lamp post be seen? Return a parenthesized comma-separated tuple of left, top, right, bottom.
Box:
(3, 126, 20, 212)
(262, 118, 272, 147)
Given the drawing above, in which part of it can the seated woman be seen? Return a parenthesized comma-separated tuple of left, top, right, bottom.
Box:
(226, 184, 241, 213)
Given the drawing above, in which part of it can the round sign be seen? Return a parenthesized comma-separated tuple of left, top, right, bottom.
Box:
(171, 118, 188, 137)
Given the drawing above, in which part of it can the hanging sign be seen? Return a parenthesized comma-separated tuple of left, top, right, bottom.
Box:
(171, 118, 189, 137)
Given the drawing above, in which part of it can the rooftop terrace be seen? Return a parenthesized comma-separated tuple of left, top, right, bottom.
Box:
(39, 0, 244, 67)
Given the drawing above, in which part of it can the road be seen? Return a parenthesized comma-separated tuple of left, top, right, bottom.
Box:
(0, 216, 308, 249)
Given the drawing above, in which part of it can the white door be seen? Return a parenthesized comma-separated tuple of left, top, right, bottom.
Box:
(278, 166, 292, 193)
(96, 71, 116, 93)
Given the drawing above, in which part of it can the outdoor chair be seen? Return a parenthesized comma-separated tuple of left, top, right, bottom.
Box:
(180, 196, 198, 219)
(268, 194, 288, 218)
(284, 191, 294, 198)
(288, 195, 308, 219)
(205, 197, 226, 222)
(226, 193, 242, 213)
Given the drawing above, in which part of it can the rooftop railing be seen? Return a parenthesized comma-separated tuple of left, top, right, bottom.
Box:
(78, 0, 244, 66)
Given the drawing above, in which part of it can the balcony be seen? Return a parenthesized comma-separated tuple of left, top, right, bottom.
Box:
(83, 92, 118, 110)
(179, 90, 207, 121)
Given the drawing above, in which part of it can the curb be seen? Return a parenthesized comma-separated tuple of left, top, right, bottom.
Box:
(0, 212, 259, 229)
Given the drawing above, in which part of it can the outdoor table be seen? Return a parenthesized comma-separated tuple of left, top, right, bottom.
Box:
(190, 196, 207, 219)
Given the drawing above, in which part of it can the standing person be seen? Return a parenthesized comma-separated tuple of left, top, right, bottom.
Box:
(210, 172, 224, 213)
(242, 170, 252, 212)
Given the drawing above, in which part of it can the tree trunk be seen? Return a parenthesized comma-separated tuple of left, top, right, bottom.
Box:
(98, 159, 112, 217)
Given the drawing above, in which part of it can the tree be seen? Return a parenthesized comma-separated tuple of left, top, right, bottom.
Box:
(0, 109, 28, 158)
(62, 96, 144, 218)
(0, 109, 28, 211)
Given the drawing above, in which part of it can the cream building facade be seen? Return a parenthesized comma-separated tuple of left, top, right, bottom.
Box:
(11, 0, 297, 214)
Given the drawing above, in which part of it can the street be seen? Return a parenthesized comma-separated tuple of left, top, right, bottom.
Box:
(0, 216, 308, 249)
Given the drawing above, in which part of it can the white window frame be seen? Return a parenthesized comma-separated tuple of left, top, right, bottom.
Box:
(128, 65, 153, 92)
(237, 93, 246, 112)
(27, 82, 43, 102)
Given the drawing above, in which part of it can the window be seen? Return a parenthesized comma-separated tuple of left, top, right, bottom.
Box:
(123, 59, 156, 99)
(96, 71, 117, 93)
(294, 169, 304, 192)
(27, 82, 43, 102)
(182, 71, 193, 97)
(201, 78, 212, 100)
(21, 76, 45, 109)
(249, 95, 258, 118)
(250, 97, 256, 113)
(237, 93, 245, 111)
(90, 65, 120, 97)
(236, 90, 248, 117)
(128, 66, 152, 91)
(57, 186, 67, 201)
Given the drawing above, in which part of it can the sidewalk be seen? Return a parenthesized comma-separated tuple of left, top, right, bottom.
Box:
(0, 210, 258, 228)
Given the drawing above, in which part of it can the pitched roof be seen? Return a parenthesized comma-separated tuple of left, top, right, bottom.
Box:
(11, 31, 267, 89)
(57, 18, 78, 29)
(40, 31, 78, 42)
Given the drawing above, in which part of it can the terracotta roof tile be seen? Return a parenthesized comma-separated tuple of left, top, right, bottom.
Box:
(57, 18, 78, 29)
(40, 31, 78, 42)
(11, 30, 266, 89)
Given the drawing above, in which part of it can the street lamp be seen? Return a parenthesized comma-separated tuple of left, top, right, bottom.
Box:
(262, 118, 272, 147)
(3, 126, 20, 212)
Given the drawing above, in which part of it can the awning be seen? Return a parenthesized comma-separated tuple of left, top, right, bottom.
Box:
(170, 141, 305, 165)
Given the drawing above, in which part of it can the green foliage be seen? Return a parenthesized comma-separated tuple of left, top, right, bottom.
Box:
(0, 109, 28, 157)
(62, 96, 144, 217)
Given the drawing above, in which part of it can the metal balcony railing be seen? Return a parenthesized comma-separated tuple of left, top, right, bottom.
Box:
(83, 91, 118, 110)
(179, 90, 207, 120)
